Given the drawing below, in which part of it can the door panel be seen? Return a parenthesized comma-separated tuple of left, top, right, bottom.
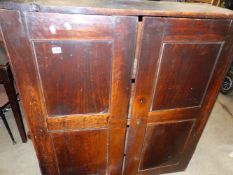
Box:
(152, 42, 222, 110)
(1, 11, 137, 175)
(124, 17, 231, 175)
(34, 40, 112, 116)
(51, 129, 107, 175)
(139, 120, 194, 170)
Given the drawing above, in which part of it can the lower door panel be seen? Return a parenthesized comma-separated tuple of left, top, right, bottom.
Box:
(50, 129, 108, 175)
(139, 120, 194, 171)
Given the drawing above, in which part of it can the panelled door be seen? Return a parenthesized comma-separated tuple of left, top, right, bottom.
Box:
(124, 17, 232, 175)
(1, 10, 137, 175)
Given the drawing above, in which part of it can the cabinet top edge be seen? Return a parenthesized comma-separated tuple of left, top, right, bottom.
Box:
(1, 0, 233, 19)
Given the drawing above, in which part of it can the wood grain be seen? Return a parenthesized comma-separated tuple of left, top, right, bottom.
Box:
(152, 42, 222, 110)
(1, 3, 233, 175)
(148, 107, 199, 123)
(50, 129, 108, 175)
(1, 10, 137, 175)
(47, 114, 110, 131)
(0, 10, 59, 174)
(108, 16, 137, 175)
(139, 120, 194, 171)
(27, 12, 114, 40)
(34, 40, 112, 116)
(124, 17, 232, 175)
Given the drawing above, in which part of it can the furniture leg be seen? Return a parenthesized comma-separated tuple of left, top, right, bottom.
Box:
(0, 110, 16, 144)
(3, 66, 27, 142)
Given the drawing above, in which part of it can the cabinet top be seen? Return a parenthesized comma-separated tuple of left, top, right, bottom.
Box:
(1, 0, 233, 19)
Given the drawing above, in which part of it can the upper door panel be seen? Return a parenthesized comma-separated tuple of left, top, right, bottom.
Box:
(34, 40, 112, 116)
(27, 13, 115, 117)
(152, 42, 221, 111)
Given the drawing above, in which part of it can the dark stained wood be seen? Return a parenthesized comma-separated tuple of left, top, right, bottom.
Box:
(0, 15, 27, 143)
(34, 40, 112, 116)
(1, 1, 233, 175)
(27, 12, 114, 40)
(47, 114, 110, 130)
(152, 43, 222, 110)
(0, 9, 137, 175)
(50, 129, 108, 175)
(139, 120, 194, 170)
(162, 18, 230, 42)
(124, 17, 166, 175)
(0, 10, 58, 174)
(148, 107, 199, 123)
(124, 17, 232, 175)
(1, 0, 233, 19)
(108, 16, 137, 175)
(178, 21, 233, 170)
(1, 63, 27, 143)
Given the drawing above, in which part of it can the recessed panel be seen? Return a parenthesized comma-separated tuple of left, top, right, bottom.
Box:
(34, 40, 112, 116)
(139, 120, 194, 170)
(152, 43, 221, 111)
(50, 129, 108, 175)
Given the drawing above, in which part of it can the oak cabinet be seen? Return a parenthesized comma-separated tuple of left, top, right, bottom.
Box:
(0, 1, 233, 175)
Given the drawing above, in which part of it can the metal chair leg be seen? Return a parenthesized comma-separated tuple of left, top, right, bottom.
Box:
(0, 111, 16, 144)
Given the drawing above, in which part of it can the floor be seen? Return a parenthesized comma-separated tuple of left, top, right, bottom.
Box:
(0, 94, 233, 175)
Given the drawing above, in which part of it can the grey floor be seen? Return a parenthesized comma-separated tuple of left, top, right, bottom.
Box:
(0, 94, 233, 175)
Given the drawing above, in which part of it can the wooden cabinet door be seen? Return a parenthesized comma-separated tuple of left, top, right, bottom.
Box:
(124, 17, 233, 175)
(0, 10, 137, 175)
